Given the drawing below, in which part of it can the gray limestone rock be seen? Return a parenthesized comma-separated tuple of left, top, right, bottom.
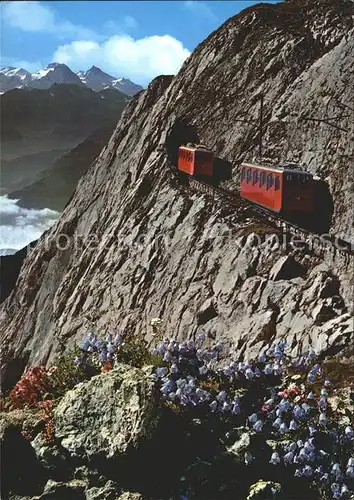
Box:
(54, 364, 158, 460)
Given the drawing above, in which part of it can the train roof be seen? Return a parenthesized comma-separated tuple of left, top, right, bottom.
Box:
(241, 162, 313, 176)
(180, 144, 212, 153)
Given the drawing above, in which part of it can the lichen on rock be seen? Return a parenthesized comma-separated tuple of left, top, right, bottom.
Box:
(54, 364, 158, 459)
(247, 480, 282, 499)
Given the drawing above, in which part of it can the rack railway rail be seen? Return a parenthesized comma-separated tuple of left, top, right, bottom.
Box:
(187, 176, 354, 260)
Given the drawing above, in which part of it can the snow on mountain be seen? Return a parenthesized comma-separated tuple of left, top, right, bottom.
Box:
(0, 67, 32, 92)
(0, 63, 143, 95)
(30, 63, 84, 89)
(31, 67, 56, 80)
(0, 67, 32, 81)
(76, 66, 143, 95)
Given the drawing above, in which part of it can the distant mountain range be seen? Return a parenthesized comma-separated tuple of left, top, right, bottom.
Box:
(8, 124, 116, 212)
(1, 83, 131, 208)
(0, 62, 143, 95)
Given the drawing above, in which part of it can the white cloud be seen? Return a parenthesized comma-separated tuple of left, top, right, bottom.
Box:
(2, 1, 56, 32)
(2, 2, 189, 84)
(102, 16, 138, 37)
(123, 16, 138, 30)
(54, 34, 191, 84)
(0, 196, 59, 254)
(2, 1, 101, 40)
(184, 1, 217, 21)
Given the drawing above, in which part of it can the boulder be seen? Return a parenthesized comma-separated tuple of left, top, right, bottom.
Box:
(312, 314, 353, 356)
(247, 480, 282, 499)
(54, 364, 158, 460)
(118, 493, 144, 500)
(36, 479, 86, 499)
(85, 480, 122, 500)
(226, 431, 251, 460)
(31, 433, 72, 481)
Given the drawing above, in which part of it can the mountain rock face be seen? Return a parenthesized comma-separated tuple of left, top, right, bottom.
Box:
(1, 0, 353, 390)
(0, 63, 143, 95)
(77, 66, 143, 95)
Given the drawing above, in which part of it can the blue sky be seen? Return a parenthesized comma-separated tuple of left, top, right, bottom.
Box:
(1, 1, 280, 86)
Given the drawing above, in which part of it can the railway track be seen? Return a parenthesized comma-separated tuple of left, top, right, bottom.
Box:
(187, 176, 354, 259)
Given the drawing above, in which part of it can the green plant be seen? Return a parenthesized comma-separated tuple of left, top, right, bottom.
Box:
(47, 347, 95, 398)
(117, 331, 164, 368)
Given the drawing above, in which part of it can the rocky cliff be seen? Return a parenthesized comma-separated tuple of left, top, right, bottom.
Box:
(1, 0, 353, 390)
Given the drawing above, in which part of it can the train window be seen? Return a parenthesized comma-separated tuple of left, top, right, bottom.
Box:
(275, 176, 280, 190)
(246, 169, 252, 183)
(267, 174, 274, 190)
(253, 170, 258, 185)
(241, 167, 246, 181)
(287, 174, 292, 181)
(260, 172, 266, 187)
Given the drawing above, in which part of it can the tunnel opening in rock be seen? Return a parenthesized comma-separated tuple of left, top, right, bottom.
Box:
(165, 119, 233, 186)
(165, 118, 199, 167)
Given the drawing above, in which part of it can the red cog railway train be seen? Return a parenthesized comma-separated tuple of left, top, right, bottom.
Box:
(177, 144, 315, 215)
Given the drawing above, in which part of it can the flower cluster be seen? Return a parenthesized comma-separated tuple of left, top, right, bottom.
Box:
(74, 331, 123, 370)
(153, 337, 289, 414)
(151, 337, 353, 499)
(72, 329, 353, 499)
(150, 317, 163, 330)
(38, 400, 55, 443)
(9, 366, 51, 409)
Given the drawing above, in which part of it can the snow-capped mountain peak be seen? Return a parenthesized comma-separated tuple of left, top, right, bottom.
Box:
(76, 66, 143, 95)
(30, 63, 84, 88)
(0, 67, 32, 92)
(76, 66, 114, 91)
(0, 67, 32, 80)
(0, 63, 143, 95)
(32, 66, 56, 80)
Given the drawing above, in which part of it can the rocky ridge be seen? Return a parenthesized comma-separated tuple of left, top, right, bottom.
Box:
(77, 66, 143, 95)
(0, 63, 143, 95)
(0, 0, 353, 390)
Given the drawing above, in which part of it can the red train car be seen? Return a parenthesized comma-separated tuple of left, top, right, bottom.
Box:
(240, 162, 314, 214)
(178, 144, 214, 177)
